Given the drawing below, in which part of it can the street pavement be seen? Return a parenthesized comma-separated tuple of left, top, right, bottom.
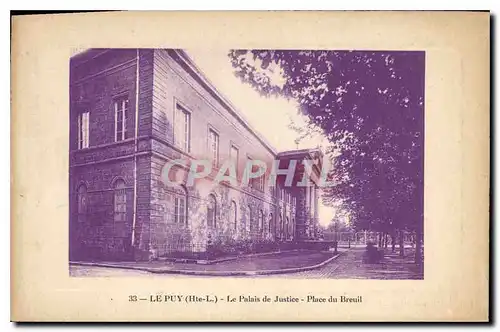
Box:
(70, 246, 423, 279)
(265, 246, 423, 279)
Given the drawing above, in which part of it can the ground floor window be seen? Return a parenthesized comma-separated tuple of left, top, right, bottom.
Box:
(207, 194, 217, 227)
(114, 180, 127, 224)
(77, 184, 87, 223)
(230, 200, 237, 230)
(258, 210, 264, 234)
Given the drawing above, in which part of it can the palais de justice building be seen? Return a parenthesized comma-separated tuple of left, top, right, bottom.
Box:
(69, 49, 322, 261)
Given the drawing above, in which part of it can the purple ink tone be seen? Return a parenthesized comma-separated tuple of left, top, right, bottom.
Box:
(69, 49, 323, 265)
(69, 48, 424, 279)
(229, 50, 424, 265)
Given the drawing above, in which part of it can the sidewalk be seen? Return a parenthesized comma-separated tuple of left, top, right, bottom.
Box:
(306, 246, 424, 279)
(70, 250, 343, 276)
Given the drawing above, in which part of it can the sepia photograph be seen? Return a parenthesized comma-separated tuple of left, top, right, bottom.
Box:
(68, 48, 425, 280)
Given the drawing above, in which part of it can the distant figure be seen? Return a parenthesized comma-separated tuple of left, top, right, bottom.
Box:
(363, 242, 382, 263)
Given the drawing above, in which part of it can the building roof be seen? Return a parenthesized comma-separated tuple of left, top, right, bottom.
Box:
(70, 48, 112, 68)
(277, 148, 322, 158)
(70, 48, 321, 159)
(172, 50, 321, 159)
(171, 49, 279, 155)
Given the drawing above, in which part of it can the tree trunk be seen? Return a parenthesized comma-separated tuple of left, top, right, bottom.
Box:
(399, 230, 405, 257)
(415, 228, 423, 265)
(391, 232, 396, 252)
(378, 232, 383, 247)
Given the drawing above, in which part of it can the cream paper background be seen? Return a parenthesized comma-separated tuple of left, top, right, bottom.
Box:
(11, 11, 489, 322)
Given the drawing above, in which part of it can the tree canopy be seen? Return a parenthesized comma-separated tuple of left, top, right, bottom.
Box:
(228, 50, 424, 234)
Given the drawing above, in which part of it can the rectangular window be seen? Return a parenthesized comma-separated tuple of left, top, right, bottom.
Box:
(114, 97, 129, 142)
(175, 104, 191, 153)
(77, 111, 89, 149)
(247, 156, 253, 188)
(246, 156, 264, 192)
(208, 129, 219, 167)
(114, 190, 127, 223)
(230, 145, 239, 176)
(207, 195, 217, 228)
(77, 185, 87, 223)
(174, 196, 186, 224)
(258, 173, 265, 192)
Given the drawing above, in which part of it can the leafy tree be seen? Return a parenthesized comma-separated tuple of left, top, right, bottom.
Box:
(228, 50, 424, 263)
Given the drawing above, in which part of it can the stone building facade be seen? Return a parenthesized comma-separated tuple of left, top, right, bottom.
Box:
(69, 48, 322, 261)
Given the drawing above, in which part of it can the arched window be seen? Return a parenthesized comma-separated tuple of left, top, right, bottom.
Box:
(207, 194, 217, 228)
(114, 179, 127, 224)
(230, 200, 237, 230)
(77, 184, 87, 223)
(258, 210, 264, 233)
(174, 186, 188, 224)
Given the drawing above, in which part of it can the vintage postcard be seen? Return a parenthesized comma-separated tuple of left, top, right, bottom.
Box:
(11, 11, 489, 322)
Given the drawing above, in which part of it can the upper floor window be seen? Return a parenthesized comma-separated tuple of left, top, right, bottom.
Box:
(230, 145, 239, 176)
(77, 112, 89, 149)
(257, 173, 265, 192)
(208, 129, 219, 167)
(246, 157, 253, 189)
(246, 156, 264, 191)
(114, 97, 129, 142)
(175, 104, 191, 153)
(278, 214, 283, 239)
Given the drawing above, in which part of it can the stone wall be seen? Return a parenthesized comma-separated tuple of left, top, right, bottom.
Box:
(69, 49, 154, 261)
(69, 49, 317, 261)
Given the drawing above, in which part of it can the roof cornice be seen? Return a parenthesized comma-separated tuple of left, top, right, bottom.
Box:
(170, 49, 278, 156)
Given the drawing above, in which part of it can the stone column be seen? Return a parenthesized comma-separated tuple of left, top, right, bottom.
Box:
(305, 182, 311, 238)
(313, 185, 319, 239)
